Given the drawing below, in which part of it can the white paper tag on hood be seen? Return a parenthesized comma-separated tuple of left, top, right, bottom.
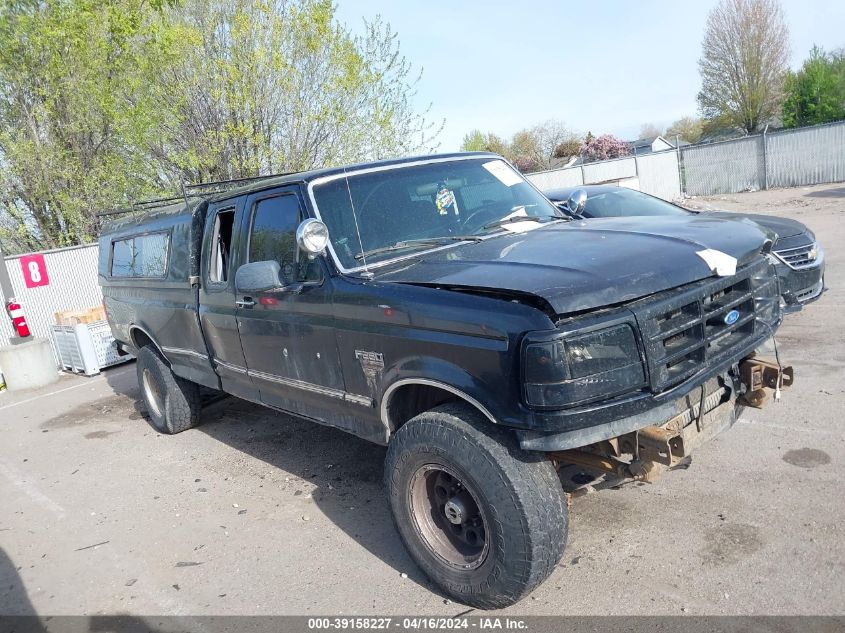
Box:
(696, 249, 737, 276)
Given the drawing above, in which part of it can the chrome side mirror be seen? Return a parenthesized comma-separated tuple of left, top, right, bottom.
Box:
(567, 189, 588, 216)
(296, 219, 329, 258)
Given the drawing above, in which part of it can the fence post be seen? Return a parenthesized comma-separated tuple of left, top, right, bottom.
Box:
(675, 134, 683, 198)
(0, 244, 16, 345)
(762, 125, 769, 191)
(579, 163, 585, 185)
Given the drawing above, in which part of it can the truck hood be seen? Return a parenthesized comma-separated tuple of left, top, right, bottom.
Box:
(376, 215, 770, 315)
(702, 211, 806, 239)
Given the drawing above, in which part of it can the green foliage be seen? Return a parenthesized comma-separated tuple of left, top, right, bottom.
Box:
(782, 46, 845, 128)
(0, 0, 440, 254)
(665, 116, 704, 144)
(0, 0, 181, 252)
(459, 119, 577, 172)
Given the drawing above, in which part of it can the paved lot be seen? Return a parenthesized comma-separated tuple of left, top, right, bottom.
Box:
(1, 183, 843, 616)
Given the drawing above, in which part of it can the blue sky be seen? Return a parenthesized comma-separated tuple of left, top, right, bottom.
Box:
(334, 0, 845, 151)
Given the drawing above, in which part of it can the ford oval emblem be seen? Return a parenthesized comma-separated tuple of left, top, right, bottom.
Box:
(724, 309, 740, 326)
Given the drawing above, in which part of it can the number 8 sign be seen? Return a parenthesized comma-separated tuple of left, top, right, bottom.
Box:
(20, 254, 50, 289)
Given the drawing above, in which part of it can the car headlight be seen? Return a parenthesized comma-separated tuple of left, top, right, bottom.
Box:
(522, 323, 646, 408)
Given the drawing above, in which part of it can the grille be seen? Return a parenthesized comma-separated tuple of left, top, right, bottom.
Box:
(795, 280, 823, 303)
(773, 242, 819, 270)
(634, 258, 779, 393)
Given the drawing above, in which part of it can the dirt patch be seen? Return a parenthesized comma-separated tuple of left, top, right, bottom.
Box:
(700, 523, 764, 566)
(782, 448, 831, 469)
(41, 394, 144, 430)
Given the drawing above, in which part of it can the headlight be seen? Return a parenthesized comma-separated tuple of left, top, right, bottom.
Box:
(522, 323, 646, 408)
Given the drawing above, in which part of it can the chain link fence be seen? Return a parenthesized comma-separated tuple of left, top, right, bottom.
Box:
(529, 120, 845, 200)
(682, 120, 845, 195)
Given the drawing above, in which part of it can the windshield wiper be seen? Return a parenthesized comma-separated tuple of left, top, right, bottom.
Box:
(354, 235, 483, 261)
(481, 213, 567, 231)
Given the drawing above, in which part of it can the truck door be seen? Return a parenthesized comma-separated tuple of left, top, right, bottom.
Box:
(234, 187, 348, 421)
(199, 197, 260, 402)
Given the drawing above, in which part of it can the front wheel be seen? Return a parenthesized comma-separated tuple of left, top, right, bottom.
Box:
(384, 403, 568, 609)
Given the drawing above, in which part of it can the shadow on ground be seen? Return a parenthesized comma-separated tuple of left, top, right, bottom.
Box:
(804, 186, 845, 199)
(195, 396, 436, 590)
(101, 363, 438, 595)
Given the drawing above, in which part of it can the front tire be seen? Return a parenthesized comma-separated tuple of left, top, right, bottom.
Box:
(136, 346, 201, 434)
(384, 403, 568, 609)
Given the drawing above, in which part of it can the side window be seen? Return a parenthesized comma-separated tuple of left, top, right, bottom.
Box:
(209, 208, 235, 283)
(111, 232, 169, 278)
(249, 194, 320, 285)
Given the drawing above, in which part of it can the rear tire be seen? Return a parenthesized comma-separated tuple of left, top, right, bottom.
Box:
(384, 402, 568, 609)
(136, 346, 201, 434)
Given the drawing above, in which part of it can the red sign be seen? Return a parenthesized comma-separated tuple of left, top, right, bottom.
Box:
(20, 254, 50, 289)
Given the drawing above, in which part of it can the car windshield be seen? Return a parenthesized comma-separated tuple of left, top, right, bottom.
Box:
(311, 157, 562, 269)
(583, 188, 689, 218)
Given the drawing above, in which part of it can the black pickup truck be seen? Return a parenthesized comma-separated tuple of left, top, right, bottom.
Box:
(99, 152, 792, 608)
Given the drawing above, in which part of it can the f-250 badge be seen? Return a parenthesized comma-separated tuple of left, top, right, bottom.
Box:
(355, 350, 384, 393)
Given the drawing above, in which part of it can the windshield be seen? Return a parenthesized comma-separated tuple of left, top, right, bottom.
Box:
(311, 157, 561, 269)
(584, 188, 690, 218)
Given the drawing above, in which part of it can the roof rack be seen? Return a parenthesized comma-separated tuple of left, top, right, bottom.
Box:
(94, 171, 294, 219)
(94, 195, 193, 219)
(185, 171, 294, 197)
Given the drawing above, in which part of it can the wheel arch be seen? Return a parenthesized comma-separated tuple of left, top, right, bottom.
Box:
(381, 378, 498, 434)
(129, 325, 169, 364)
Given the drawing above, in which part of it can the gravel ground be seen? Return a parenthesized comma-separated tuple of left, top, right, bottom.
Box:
(0, 183, 843, 617)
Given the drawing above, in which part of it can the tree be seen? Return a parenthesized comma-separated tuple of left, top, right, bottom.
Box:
(461, 130, 487, 152)
(553, 138, 581, 160)
(639, 123, 663, 139)
(459, 130, 510, 156)
(697, 0, 790, 133)
(665, 116, 705, 143)
(158, 0, 440, 181)
(0, 0, 440, 253)
(782, 46, 845, 128)
(580, 134, 630, 163)
(0, 0, 181, 253)
(509, 128, 542, 171)
(531, 119, 577, 168)
(458, 119, 578, 171)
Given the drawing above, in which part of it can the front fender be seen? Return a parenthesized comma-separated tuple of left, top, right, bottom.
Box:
(379, 355, 507, 430)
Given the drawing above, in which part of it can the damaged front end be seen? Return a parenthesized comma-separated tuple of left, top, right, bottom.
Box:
(548, 356, 793, 485)
(515, 255, 793, 484)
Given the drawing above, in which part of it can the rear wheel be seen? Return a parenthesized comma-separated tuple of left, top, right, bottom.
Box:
(136, 346, 201, 434)
(384, 402, 568, 609)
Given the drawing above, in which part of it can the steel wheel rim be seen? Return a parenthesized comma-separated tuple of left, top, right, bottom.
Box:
(408, 463, 489, 570)
(142, 368, 164, 419)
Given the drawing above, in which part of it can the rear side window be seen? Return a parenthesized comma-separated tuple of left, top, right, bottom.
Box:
(249, 194, 320, 285)
(111, 232, 169, 278)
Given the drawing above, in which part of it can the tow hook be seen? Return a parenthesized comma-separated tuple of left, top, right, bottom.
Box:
(738, 357, 794, 408)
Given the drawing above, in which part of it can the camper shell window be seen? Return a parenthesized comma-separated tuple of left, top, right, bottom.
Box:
(110, 231, 170, 278)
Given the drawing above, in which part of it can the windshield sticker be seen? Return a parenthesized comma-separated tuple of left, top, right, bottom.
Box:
(696, 249, 737, 276)
(436, 184, 459, 216)
(482, 160, 523, 187)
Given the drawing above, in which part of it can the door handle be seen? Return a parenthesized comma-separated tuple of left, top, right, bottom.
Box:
(235, 297, 255, 309)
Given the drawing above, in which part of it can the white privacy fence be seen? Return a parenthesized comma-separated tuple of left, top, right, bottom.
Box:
(528, 120, 845, 200)
(1, 244, 103, 365)
(527, 149, 683, 201)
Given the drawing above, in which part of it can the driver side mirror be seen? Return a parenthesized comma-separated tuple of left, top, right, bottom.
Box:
(235, 260, 283, 294)
(566, 189, 588, 216)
